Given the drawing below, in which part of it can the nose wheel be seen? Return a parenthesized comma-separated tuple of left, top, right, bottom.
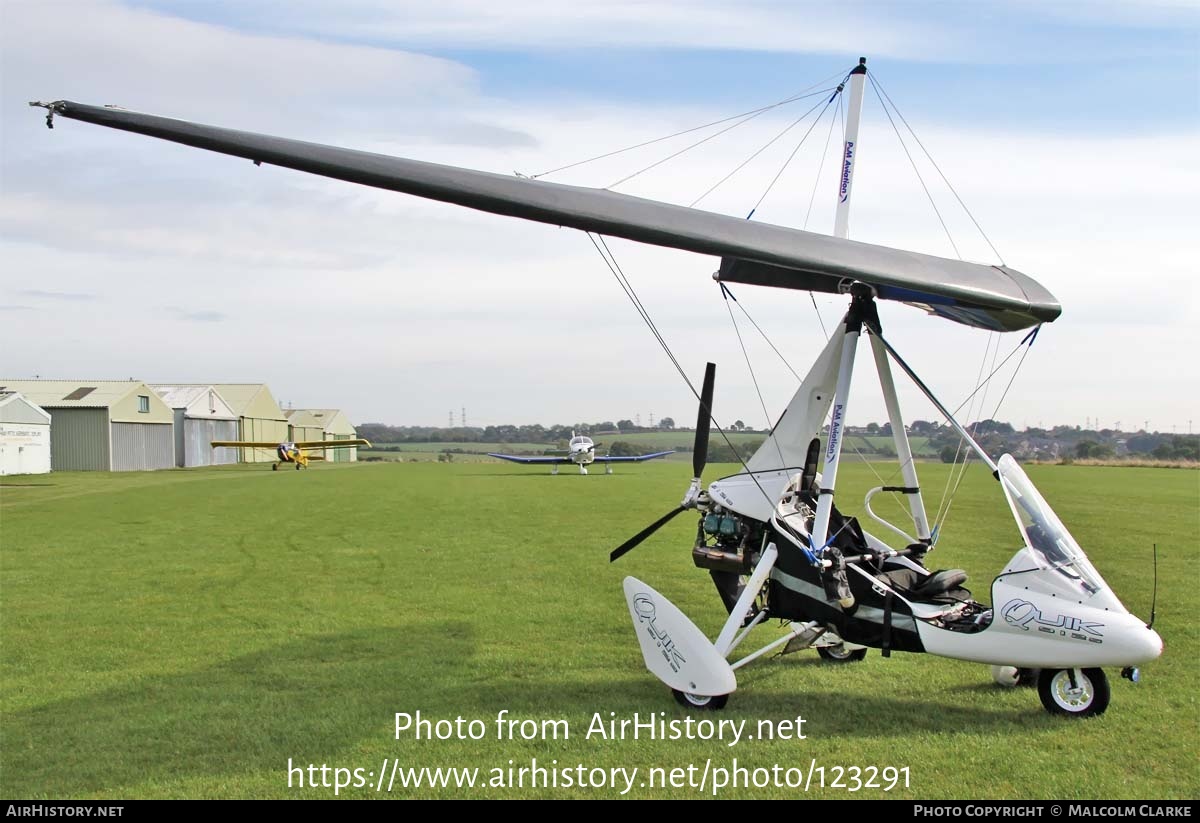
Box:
(1038, 667, 1110, 717)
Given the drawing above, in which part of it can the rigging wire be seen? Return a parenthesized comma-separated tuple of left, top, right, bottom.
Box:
(985, 327, 1039, 423)
(585, 233, 777, 508)
(606, 86, 838, 190)
(800, 90, 847, 339)
(867, 70, 1006, 265)
(744, 89, 843, 216)
(723, 284, 905, 525)
(940, 332, 1004, 527)
(532, 69, 849, 180)
(691, 89, 839, 209)
(867, 73, 962, 260)
(934, 332, 994, 531)
(728, 292, 803, 381)
(948, 333, 1039, 419)
(574, 60, 1037, 550)
(804, 92, 843, 232)
(719, 283, 789, 469)
(933, 328, 1038, 535)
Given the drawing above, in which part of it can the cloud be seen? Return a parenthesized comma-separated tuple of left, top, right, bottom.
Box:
(15, 289, 98, 301)
(0, 1, 1195, 430)
(153, 0, 952, 60)
(128, 0, 1197, 65)
(2, 0, 535, 154)
(167, 306, 227, 323)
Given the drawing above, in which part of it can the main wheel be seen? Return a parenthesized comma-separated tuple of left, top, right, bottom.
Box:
(672, 689, 729, 711)
(818, 644, 868, 663)
(295, 463, 302, 470)
(1038, 668, 1110, 717)
(991, 665, 1039, 688)
(271, 463, 278, 471)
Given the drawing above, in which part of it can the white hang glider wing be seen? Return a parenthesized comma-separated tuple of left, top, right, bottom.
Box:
(30, 101, 1060, 332)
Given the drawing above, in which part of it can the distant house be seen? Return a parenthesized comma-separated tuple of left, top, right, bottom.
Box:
(0, 380, 174, 471)
(212, 384, 288, 463)
(151, 385, 240, 467)
(284, 408, 362, 462)
(0, 391, 52, 475)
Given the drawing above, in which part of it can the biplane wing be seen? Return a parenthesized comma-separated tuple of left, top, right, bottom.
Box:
(30, 101, 1060, 332)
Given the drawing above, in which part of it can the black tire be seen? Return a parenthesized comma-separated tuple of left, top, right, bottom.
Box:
(672, 689, 729, 711)
(991, 666, 1041, 688)
(818, 644, 868, 663)
(271, 463, 278, 471)
(1015, 667, 1040, 687)
(295, 463, 302, 470)
(1038, 668, 1110, 717)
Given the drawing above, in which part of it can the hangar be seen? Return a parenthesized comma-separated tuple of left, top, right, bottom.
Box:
(0, 380, 174, 471)
(213, 383, 288, 463)
(151, 385, 239, 468)
(0, 391, 52, 475)
(285, 408, 362, 462)
(284, 407, 324, 445)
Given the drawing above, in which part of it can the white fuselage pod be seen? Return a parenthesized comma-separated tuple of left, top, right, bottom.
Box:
(913, 548, 1163, 668)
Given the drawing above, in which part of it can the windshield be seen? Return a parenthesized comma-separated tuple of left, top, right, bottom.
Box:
(997, 454, 1106, 595)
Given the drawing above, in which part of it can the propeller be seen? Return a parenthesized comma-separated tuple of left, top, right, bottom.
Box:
(610, 362, 715, 562)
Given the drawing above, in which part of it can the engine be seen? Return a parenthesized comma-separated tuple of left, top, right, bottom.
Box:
(691, 496, 767, 616)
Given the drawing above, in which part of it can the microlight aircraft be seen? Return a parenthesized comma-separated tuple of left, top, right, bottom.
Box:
(29, 59, 1161, 716)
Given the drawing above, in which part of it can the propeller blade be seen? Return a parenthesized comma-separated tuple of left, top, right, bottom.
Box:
(609, 506, 686, 562)
(693, 362, 716, 478)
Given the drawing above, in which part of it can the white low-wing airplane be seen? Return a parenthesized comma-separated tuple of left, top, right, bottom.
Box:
(489, 432, 674, 474)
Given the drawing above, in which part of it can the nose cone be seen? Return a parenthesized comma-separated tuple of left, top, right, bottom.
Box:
(1118, 621, 1164, 664)
(1139, 626, 1164, 662)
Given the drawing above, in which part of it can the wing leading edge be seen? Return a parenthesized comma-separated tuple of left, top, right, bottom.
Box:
(210, 439, 370, 449)
(33, 101, 1061, 332)
(211, 441, 280, 449)
(294, 439, 371, 450)
(487, 453, 571, 465)
(595, 450, 676, 463)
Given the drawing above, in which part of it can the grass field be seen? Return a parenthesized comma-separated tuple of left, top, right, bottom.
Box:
(2, 461, 1196, 799)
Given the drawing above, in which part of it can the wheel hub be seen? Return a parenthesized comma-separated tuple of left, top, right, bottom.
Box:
(1054, 674, 1092, 708)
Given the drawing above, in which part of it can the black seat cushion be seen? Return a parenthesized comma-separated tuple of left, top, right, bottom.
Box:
(911, 569, 968, 598)
(876, 567, 970, 604)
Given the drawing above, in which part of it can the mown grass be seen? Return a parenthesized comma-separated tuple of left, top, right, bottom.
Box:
(1, 461, 1196, 799)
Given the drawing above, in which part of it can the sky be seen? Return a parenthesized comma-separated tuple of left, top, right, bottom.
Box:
(1, 0, 1197, 433)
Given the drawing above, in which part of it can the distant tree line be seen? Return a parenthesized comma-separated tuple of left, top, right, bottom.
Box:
(357, 418, 692, 445)
(357, 418, 1198, 463)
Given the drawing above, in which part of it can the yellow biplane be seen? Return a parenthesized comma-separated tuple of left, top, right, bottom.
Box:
(211, 439, 371, 470)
